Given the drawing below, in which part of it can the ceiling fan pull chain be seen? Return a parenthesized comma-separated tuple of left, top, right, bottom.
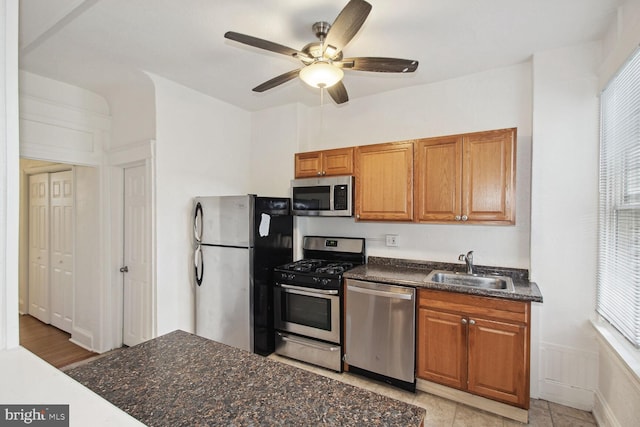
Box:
(319, 88, 325, 144)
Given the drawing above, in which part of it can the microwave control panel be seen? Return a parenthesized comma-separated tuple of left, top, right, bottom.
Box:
(334, 185, 348, 211)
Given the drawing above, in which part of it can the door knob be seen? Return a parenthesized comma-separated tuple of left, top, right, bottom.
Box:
(120, 266, 129, 273)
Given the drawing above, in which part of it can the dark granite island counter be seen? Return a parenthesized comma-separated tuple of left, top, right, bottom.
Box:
(66, 330, 425, 427)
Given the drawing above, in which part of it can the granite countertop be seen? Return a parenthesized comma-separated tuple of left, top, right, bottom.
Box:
(65, 330, 425, 427)
(344, 256, 543, 303)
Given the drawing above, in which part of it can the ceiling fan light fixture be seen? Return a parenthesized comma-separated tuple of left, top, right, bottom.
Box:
(299, 62, 344, 88)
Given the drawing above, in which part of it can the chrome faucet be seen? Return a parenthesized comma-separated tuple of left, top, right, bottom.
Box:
(458, 251, 475, 274)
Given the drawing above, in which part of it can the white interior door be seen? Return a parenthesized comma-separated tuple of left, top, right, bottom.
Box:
(28, 173, 50, 323)
(49, 170, 74, 333)
(123, 164, 151, 346)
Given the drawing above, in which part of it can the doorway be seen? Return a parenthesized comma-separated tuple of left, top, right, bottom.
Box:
(109, 153, 156, 349)
(27, 169, 74, 332)
(19, 159, 92, 366)
(121, 164, 152, 346)
(18, 159, 102, 363)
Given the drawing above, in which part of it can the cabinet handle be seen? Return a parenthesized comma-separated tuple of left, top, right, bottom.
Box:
(461, 318, 468, 325)
(469, 319, 476, 325)
(356, 214, 360, 219)
(316, 171, 322, 176)
(455, 215, 461, 221)
(461, 215, 468, 221)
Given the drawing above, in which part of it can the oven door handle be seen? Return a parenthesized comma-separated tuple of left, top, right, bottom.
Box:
(277, 332, 340, 352)
(279, 283, 339, 296)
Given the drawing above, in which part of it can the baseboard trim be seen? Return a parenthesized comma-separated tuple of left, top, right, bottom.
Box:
(416, 378, 528, 423)
(593, 389, 621, 427)
(70, 326, 93, 352)
(537, 378, 594, 411)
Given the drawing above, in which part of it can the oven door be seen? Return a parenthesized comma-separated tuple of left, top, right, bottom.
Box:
(274, 283, 340, 343)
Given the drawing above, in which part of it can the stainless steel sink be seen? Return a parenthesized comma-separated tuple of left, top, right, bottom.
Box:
(425, 270, 515, 293)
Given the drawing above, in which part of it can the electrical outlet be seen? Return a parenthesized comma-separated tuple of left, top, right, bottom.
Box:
(385, 234, 398, 247)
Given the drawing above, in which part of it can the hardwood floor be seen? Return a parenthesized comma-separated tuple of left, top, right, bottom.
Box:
(19, 314, 97, 369)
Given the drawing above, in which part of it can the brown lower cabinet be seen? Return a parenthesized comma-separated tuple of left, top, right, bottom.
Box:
(416, 289, 530, 409)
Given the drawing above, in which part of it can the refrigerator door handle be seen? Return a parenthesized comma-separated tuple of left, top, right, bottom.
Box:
(194, 245, 204, 286)
(194, 202, 203, 244)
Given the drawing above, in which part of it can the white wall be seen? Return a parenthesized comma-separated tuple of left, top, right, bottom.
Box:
(106, 72, 156, 150)
(1, 0, 20, 350)
(530, 42, 601, 409)
(150, 74, 251, 335)
(297, 63, 532, 269)
(73, 165, 101, 350)
(18, 71, 111, 165)
(249, 103, 302, 198)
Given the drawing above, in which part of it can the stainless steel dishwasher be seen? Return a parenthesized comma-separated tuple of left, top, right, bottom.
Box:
(344, 278, 416, 391)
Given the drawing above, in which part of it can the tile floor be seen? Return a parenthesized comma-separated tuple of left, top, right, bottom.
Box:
(269, 355, 597, 426)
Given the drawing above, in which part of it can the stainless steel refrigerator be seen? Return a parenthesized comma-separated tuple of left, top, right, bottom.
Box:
(193, 195, 293, 355)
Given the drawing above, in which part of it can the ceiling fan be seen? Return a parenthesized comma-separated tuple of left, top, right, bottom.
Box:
(224, 0, 419, 104)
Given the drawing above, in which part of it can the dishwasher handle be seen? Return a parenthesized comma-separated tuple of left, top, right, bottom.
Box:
(347, 284, 414, 300)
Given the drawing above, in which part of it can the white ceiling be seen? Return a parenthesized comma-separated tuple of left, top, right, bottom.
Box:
(18, 0, 622, 111)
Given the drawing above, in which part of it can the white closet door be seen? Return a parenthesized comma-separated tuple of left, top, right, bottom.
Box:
(50, 170, 74, 333)
(123, 165, 152, 346)
(28, 173, 50, 323)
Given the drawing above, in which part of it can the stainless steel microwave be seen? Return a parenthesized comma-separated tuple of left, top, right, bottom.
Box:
(291, 176, 353, 217)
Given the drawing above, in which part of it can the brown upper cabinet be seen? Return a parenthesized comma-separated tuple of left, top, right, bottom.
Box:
(414, 128, 516, 224)
(294, 127, 515, 224)
(354, 141, 414, 221)
(294, 147, 354, 178)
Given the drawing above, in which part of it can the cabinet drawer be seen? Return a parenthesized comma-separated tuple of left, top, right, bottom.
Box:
(418, 289, 529, 324)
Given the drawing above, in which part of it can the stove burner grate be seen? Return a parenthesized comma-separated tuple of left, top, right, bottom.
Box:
(315, 262, 354, 275)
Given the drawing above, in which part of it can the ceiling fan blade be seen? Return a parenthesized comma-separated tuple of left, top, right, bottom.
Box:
(252, 69, 301, 92)
(327, 81, 349, 104)
(339, 57, 419, 73)
(224, 31, 310, 61)
(323, 0, 372, 57)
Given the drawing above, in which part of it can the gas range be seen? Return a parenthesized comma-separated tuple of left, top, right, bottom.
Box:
(274, 259, 357, 290)
(273, 236, 365, 372)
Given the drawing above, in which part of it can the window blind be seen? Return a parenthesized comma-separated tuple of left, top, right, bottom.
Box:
(597, 47, 640, 348)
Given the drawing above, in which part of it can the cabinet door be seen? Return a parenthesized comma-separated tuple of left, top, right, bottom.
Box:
(295, 151, 323, 178)
(414, 136, 462, 222)
(417, 308, 467, 390)
(463, 129, 515, 223)
(355, 141, 413, 221)
(322, 147, 354, 176)
(467, 317, 528, 407)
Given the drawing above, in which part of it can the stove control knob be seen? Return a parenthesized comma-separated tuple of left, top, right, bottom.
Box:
(312, 277, 320, 283)
(321, 278, 330, 286)
(287, 273, 295, 281)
